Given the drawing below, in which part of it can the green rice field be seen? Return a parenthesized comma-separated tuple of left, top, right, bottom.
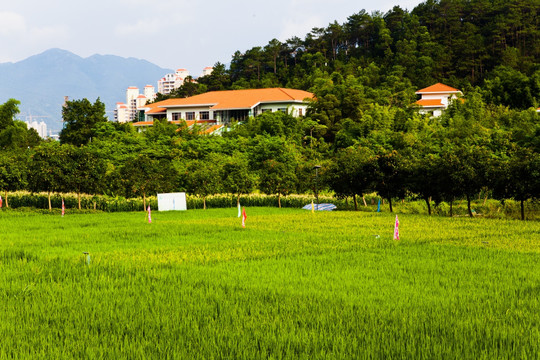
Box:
(1, 208, 539, 359)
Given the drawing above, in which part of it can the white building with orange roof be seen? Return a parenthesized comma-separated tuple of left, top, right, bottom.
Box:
(135, 87, 313, 132)
(415, 83, 462, 117)
(158, 69, 190, 94)
(144, 85, 156, 102)
(201, 67, 213, 77)
(114, 85, 156, 123)
(114, 102, 129, 123)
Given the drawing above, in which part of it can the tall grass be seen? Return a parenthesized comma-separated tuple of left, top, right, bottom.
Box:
(0, 209, 539, 358)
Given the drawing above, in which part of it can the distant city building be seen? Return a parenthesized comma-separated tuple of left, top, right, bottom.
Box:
(114, 85, 156, 123)
(26, 118, 48, 138)
(144, 85, 156, 100)
(115, 67, 213, 122)
(201, 67, 213, 77)
(158, 69, 190, 95)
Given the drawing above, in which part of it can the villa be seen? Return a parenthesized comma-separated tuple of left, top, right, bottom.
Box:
(415, 83, 463, 117)
(135, 88, 314, 132)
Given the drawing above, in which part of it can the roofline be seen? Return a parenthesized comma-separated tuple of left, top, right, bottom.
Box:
(415, 90, 462, 95)
(157, 99, 309, 112)
(418, 104, 445, 108)
(160, 103, 218, 109)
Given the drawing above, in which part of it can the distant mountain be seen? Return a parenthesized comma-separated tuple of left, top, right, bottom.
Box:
(0, 49, 173, 134)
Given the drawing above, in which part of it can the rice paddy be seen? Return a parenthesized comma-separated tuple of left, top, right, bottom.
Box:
(1, 208, 539, 359)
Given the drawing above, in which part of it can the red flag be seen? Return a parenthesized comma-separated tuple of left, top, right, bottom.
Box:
(61, 199, 65, 217)
(147, 205, 152, 223)
(242, 207, 247, 228)
(393, 215, 400, 240)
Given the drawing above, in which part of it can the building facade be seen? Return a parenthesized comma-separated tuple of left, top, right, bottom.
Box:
(114, 85, 156, 123)
(415, 83, 462, 117)
(138, 88, 313, 127)
(26, 119, 48, 138)
(157, 69, 190, 95)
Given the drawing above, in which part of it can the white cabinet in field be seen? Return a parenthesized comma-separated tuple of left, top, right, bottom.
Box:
(157, 192, 187, 211)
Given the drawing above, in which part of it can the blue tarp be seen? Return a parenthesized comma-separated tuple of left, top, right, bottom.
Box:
(302, 203, 337, 211)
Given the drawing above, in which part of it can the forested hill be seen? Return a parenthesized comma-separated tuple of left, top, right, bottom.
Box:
(189, 0, 539, 110)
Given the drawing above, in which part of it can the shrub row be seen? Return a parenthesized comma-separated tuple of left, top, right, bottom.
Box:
(1, 191, 537, 220)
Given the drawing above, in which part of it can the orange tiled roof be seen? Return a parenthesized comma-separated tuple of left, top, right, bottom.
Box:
(146, 107, 166, 115)
(147, 88, 313, 112)
(133, 121, 153, 126)
(416, 83, 461, 94)
(202, 124, 224, 134)
(415, 99, 444, 107)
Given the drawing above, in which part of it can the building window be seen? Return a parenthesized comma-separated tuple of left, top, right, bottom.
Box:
(199, 111, 210, 120)
(186, 112, 195, 120)
(299, 108, 303, 116)
(278, 108, 287, 113)
(261, 109, 272, 113)
(172, 112, 182, 121)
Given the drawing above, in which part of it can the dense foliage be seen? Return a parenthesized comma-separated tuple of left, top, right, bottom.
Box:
(0, 0, 538, 219)
(177, 0, 540, 110)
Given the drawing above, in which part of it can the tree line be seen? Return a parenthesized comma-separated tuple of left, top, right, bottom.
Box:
(159, 0, 539, 112)
(0, 0, 538, 218)
(0, 90, 538, 219)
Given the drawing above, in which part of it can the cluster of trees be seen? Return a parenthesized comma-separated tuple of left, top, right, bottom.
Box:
(0, 0, 538, 219)
(159, 0, 539, 111)
(0, 89, 538, 218)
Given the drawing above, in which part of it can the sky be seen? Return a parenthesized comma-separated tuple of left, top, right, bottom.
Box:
(1, 0, 425, 74)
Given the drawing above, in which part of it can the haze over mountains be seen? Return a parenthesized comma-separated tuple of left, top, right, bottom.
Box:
(0, 49, 173, 134)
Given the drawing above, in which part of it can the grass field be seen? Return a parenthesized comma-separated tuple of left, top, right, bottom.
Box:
(1, 208, 539, 359)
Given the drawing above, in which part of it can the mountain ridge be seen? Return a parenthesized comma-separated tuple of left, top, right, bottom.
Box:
(0, 49, 173, 134)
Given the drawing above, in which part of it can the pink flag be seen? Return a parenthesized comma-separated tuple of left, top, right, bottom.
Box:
(147, 205, 152, 223)
(62, 199, 65, 217)
(242, 207, 247, 228)
(393, 215, 400, 240)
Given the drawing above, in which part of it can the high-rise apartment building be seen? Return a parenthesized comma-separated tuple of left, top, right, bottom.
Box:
(114, 85, 156, 123)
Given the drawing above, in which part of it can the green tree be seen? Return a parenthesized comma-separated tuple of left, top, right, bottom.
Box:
(222, 153, 256, 206)
(0, 121, 41, 150)
(373, 149, 407, 213)
(60, 98, 107, 146)
(259, 159, 297, 208)
(445, 143, 490, 217)
(491, 146, 540, 220)
(63, 145, 108, 209)
(0, 151, 29, 207)
(184, 154, 223, 209)
(28, 142, 67, 210)
(196, 62, 231, 91)
(0, 99, 20, 130)
(120, 154, 177, 209)
(325, 146, 375, 210)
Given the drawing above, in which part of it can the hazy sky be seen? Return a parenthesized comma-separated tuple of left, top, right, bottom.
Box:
(1, 0, 424, 73)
